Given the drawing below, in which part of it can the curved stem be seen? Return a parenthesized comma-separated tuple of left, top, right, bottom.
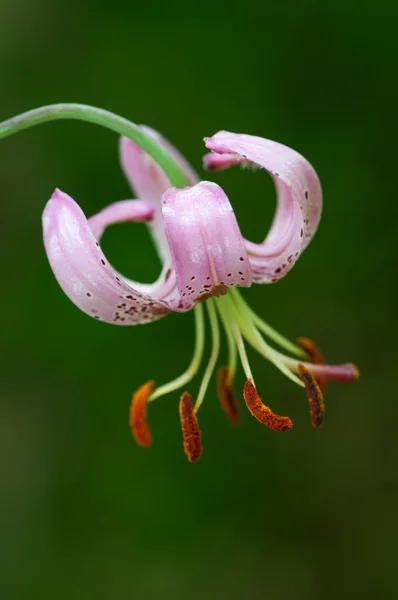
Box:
(0, 103, 190, 188)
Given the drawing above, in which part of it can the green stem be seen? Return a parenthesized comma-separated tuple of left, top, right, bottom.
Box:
(0, 103, 190, 188)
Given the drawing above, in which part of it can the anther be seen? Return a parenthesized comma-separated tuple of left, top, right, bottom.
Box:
(298, 364, 325, 428)
(297, 336, 327, 394)
(179, 392, 202, 463)
(130, 380, 155, 447)
(217, 367, 240, 425)
(243, 380, 293, 432)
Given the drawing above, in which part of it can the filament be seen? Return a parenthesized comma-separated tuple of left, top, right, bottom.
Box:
(195, 299, 220, 412)
(230, 287, 306, 358)
(149, 303, 205, 402)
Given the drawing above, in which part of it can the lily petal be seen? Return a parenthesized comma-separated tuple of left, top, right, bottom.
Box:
(162, 181, 251, 306)
(120, 126, 198, 263)
(88, 199, 154, 240)
(204, 131, 322, 283)
(42, 189, 172, 325)
(87, 199, 176, 299)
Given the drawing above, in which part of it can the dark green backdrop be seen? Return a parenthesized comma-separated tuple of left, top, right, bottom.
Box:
(1, 1, 397, 598)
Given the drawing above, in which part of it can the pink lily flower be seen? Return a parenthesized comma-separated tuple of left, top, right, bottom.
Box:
(42, 128, 358, 463)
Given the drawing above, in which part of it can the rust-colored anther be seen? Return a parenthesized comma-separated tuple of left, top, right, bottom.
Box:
(297, 336, 327, 394)
(217, 367, 240, 425)
(243, 380, 293, 432)
(129, 380, 155, 447)
(298, 363, 325, 428)
(179, 392, 202, 463)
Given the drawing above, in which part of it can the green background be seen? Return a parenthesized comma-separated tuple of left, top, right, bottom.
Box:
(1, 1, 397, 598)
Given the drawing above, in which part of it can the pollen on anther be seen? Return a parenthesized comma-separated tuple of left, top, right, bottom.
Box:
(298, 364, 325, 428)
(243, 380, 293, 432)
(217, 367, 240, 425)
(179, 392, 202, 463)
(296, 337, 327, 394)
(130, 380, 155, 447)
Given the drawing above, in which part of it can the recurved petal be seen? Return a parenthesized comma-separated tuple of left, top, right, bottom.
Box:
(204, 131, 322, 284)
(120, 126, 199, 262)
(42, 189, 171, 325)
(162, 181, 251, 306)
(88, 199, 154, 240)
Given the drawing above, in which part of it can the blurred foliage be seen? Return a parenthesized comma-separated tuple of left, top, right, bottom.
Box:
(1, 0, 397, 598)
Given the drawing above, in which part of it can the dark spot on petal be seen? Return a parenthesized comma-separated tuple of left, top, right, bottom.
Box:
(191, 276, 196, 280)
(300, 229, 303, 237)
(86, 292, 91, 297)
(239, 257, 244, 261)
(101, 259, 106, 266)
(227, 273, 232, 277)
(275, 267, 282, 274)
(305, 191, 308, 199)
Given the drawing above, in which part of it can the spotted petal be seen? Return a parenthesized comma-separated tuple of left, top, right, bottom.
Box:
(42, 189, 172, 325)
(162, 181, 251, 307)
(120, 126, 198, 263)
(204, 131, 322, 283)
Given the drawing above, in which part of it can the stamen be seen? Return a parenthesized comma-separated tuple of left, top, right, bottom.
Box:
(227, 294, 304, 386)
(243, 380, 293, 432)
(216, 295, 255, 384)
(217, 367, 240, 424)
(130, 380, 155, 447)
(296, 337, 327, 393)
(219, 304, 237, 379)
(194, 299, 220, 413)
(297, 364, 325, 428)
(230, 288, 306, 359)
(179, 392, 202, 463)
(149, 303, 205, 402)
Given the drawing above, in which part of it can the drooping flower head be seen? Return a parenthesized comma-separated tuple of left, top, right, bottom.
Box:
(41, 125, 358, 462)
